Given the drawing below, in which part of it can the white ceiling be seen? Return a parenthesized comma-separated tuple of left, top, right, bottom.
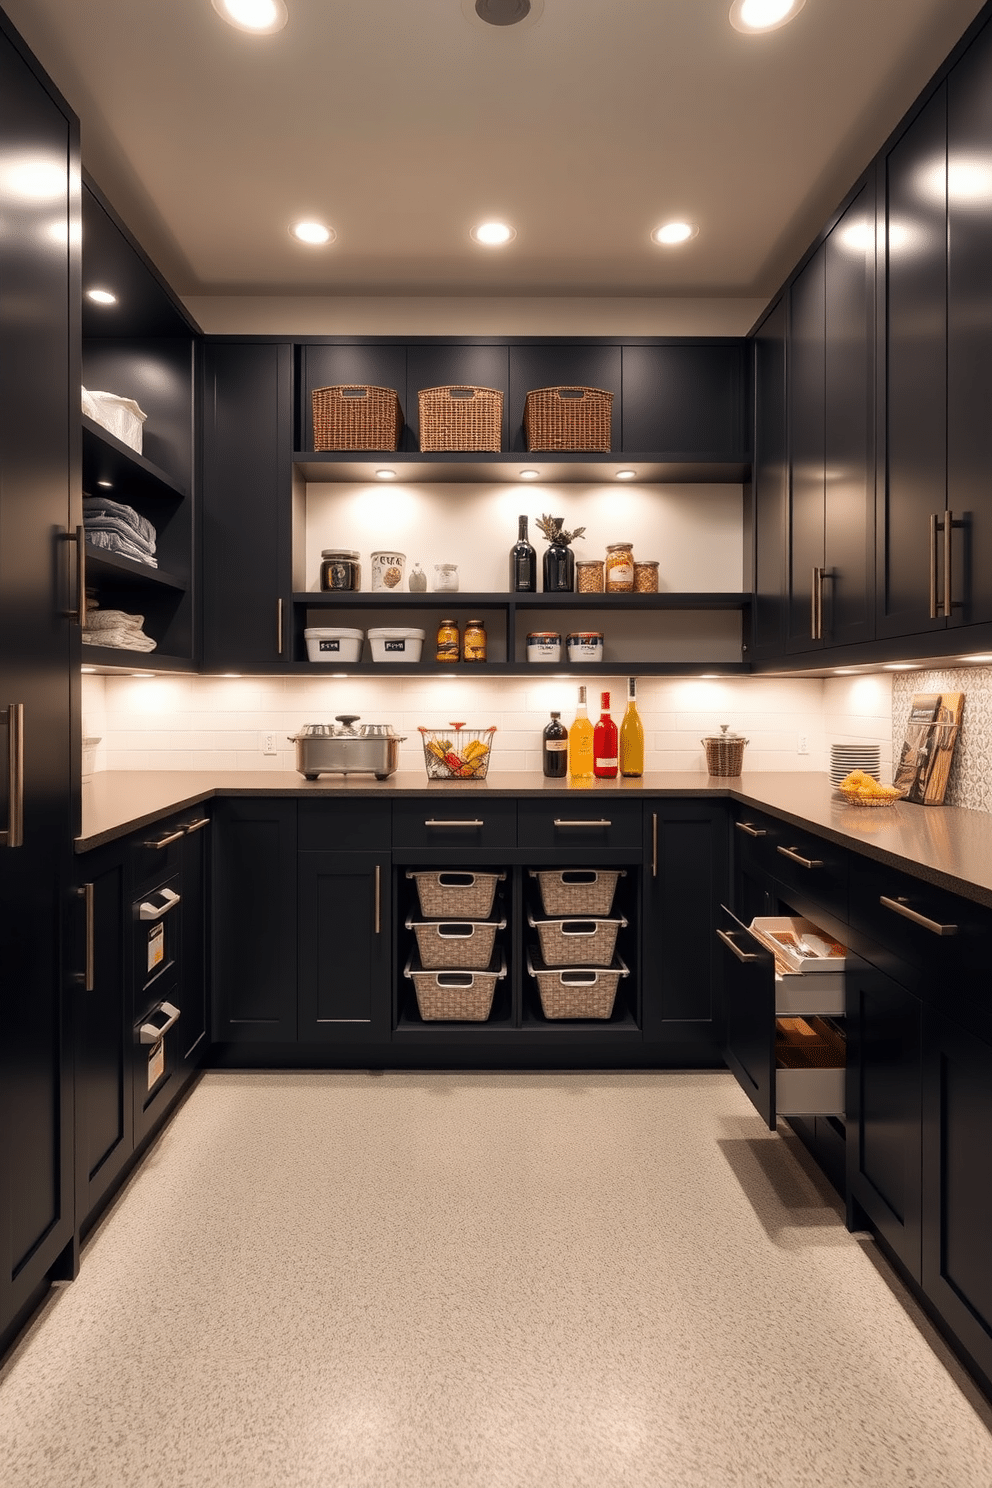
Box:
(5, 0, 988, 301)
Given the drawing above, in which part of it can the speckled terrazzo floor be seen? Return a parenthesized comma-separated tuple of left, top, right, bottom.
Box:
(2, 1071, 991, 1487)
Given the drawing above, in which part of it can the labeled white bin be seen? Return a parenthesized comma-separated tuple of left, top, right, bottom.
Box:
(304, 627, 364, 663)
(368, 627, 425, 662)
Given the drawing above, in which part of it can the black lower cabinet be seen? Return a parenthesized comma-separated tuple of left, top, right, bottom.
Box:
(212, 799, 297, 1042)
(298, 851, 391, 1043)
(921, 1003, 992, 1391)
(846, 962, 922, 1280)
(716, 904, 776, 1128)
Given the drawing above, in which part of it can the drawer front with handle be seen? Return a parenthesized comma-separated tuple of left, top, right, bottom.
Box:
(735, 809, 848, 922)
(848, 857, 992, 997)
(517, 800, 641, 851)
(392, 799, 516, 851)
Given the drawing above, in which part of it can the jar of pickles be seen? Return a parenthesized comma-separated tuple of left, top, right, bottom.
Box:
(463, 619, 487, 663)
(436, 618, 460, 663)
(605, 542, 635, 593)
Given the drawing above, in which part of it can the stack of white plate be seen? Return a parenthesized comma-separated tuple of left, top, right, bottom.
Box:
(830, 743, 881, 786)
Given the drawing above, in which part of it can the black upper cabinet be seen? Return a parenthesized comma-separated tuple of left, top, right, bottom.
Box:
(621, 344, 744, 458)
(202, 342, 293, 669)
(878, 86, 948, 640)
(750, 299, 788, 660)
(507, 345, 622, 451)
(787, 247, 826, 651)
(300, 343, 407, 450)
(947, 19, 992, 629)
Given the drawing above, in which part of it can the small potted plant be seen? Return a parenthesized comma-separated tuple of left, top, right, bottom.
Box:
(535, 514, 585, 592)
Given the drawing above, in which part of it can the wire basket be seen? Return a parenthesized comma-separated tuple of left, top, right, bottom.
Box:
(836, 784, 908, 808)
(524, 387, 613, 451)
(419, 723, 496, 780)
(418, 386, 503, 452)
(311, 385, 403, 451)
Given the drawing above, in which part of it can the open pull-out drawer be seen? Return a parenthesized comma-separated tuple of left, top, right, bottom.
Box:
(717, 905, 847, 1129)
(749, 916, 846, 1017)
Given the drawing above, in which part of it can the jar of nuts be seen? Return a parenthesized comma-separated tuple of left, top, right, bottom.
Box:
(605, 542, 635, 593)
(576, 559, 605, 593)
(633, 560, 659, 593)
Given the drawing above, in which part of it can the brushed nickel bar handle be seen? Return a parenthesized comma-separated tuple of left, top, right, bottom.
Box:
(1, 703, 25, 848)
(424, 819, 484, 828)
(929, 513, 940, 620)
(184, 817, 210, 834)
(76, 883, 95, 990)
(652, 811, 658, 879)
(811, 566, 819, 640)
(879, 895, 958, 937)
(60, 527, 87, 625)
(276, 597, 284, 657)
(716, 927, 760, 964)
(944, 510, 954, 616)
(817, 566, 826, 641)
(735, 821, 767, 838)
(374, 864, 381, 935)
(776, 845, 823, 870)
(144, 828, 185, 850)
(553, 818, 612, 827)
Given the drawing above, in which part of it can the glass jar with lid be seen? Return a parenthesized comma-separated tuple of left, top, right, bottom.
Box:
(320, 549, 361, 591)
(605, 542, 635, 593)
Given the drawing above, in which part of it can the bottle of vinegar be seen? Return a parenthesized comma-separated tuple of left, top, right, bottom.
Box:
(543, 712, 568, 778)
(568, 685, 595, 779)
(509, 514, 537, 592)
(593, 691, 618, 779)
(619, 676, 644, 778)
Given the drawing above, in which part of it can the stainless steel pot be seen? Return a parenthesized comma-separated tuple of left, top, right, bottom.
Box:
(288, 716, 406, 780)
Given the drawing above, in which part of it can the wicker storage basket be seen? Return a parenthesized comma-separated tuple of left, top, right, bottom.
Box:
(529, 868, 624, 918)
(527, 951, 628, 1020)
(526, 910, 626, 967)
(406, 870, 505, 919)
(311, 385, 403, 451)
(406, 916, 506, 971)
(405, 954, 505, 1021)
(524, 387, 613, 452)
(702, 726, 748, 777)
(418, 386, 503, 452)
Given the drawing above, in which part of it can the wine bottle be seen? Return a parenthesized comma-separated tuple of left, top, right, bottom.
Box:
(542, 712, 568, 778)
(510, 514, 537, 592)
(593, 691, 618, 779)
(568, 685, 595, 779)
(619, 676, 644, 778)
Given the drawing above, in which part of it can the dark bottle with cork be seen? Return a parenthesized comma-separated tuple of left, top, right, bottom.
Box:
(510, 515, 537, 592)
(542, 712, 568, 778)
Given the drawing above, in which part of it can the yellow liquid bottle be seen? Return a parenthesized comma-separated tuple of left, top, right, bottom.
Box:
(568, 685, 595, 778)
(619, 676, 644, 778)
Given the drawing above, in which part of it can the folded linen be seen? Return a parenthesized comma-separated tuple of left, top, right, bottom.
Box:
(85, 528, 158, 568)
(83, 496, 156, 551)
(82, 629, 157, 652)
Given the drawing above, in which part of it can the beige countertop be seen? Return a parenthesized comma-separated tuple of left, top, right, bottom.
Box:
(78, 769, 992, 908)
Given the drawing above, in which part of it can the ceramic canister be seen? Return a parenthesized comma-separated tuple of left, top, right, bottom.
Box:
(370, 551, 406, 591)
(526, 631, 562, 663)
(566, 631, 604, 663)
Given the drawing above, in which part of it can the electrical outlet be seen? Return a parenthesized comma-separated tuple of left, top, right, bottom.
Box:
(797, 734, 809, 755)
(262, 732, 277, 756)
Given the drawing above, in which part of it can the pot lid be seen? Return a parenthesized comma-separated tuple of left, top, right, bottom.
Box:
(703, 723, 745, 741)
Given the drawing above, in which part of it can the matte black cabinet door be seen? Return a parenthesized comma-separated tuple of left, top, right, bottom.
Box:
(406, 345, 509, 451)
(750, 298, 788, 660)
(507, 345, 622, 450)
(179, 815, 209, 1072)
(298, 852, 391, 1043)
(212, 800, 297, 1042)
(202, 342, 292, 669)
(301, 343, 407, 450)
(921, 1007, 992, 1389)
(947, 22, 992, 628)
(620, 344, 745, 458)
(786, 246, 826, 651)
(642, 802, 728, 1052)
(846, 963, 922, 1280)
(878, 86, 948, 639)
(716, 906, 776, 1129)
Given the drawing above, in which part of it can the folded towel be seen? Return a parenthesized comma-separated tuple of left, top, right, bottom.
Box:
(82, 629, 157, 652)
(85, 529, 159, 568)
(83, 496, 156, 550)
(83, 609, 148, 632)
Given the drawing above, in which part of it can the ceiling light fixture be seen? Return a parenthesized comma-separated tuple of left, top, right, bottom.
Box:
(86, 288, 118, 305)
(375, 469, 396, 480)
(97, 480, 113, 488)
(471, 221, 516, 246)
(651, 221, 698, 246)
(884, 663, 917, 671)
(290, 220, 334, 245)
(729, 0, 806, 34)
(212, 0, 288, 34)
(615, 470, 636, 481)
(519, 469, 540, 480)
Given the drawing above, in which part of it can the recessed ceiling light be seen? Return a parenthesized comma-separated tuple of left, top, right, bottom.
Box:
(519, 469, 540, 480)
(290, 220, 334, 245)
(86, 288, 117, 305)
(471, 221, 516, 246)
(212, 0, 288, 34)
(615, 470, 636, 481)
(651, 222, 698, 246)
(375, 469, 396, 480)
(729, 0, 806, 34)
(97, 480, 113, 488)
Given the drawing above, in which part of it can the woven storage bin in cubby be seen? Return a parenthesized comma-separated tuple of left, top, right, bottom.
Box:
(405, 955, 505, 1021)
(524, 387, 613, 451)
(529, 869, 624, 918)
(527, 952, 628, 1020)
(311, 385, 403, 451)
(406, 916, 506, 971)
(406, 870, 505, 920)
(527, 910, 627, 967)
(418, 386, 503, 452)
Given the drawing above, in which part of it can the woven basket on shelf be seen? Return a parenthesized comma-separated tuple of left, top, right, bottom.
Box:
(527, 952, 628, 1020)
(418, 386, 503, 452)
(405, 957, 505, 1021)
(406, 917, 505, 971)
(523, 387, 613, 451)
(311, 385, 403, 451)
(406, 870, 505, 920)
(527, 911, 626, 967)
(529, 869, 623, 918)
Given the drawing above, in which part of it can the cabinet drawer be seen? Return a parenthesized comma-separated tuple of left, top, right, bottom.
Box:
(734, 811, 848, 921)
(392, 799, 516, 850)
(848, 857, 992, 996)
(299, 799, 391, 851)
(517, 800, 642, 851)
(130, 814, 187, 884)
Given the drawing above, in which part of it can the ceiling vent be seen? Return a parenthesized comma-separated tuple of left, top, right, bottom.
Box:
(475, 0, 531, 23)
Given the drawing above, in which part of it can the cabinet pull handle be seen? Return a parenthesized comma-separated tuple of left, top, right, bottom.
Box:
(139, 1000, 181, 1044)
(652, 811, 658, 879)
(929, 513, 940, 620)
(424, 818, 483, 828)
(276, 597, 284, 657)
(184, 817, 210, 834)
(553, 818, 612, 828)
(77, 882, 95, 990)
(879, 895, 958, 937)
(1, 703, 24, 848)
(59, 526, 87, 625)
(944, 510, 954, 616)
(776, 845, 823, 870)
(144, 828, 185, 850)
(735, 821, 767, 838)
(374, 864, 381, 935)
(139, 887, 181, 921)
(716, 927, 760, 964)
(810, 566, 825, 641)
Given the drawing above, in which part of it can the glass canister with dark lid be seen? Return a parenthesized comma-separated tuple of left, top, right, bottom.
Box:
(320, 549, 361, 591)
